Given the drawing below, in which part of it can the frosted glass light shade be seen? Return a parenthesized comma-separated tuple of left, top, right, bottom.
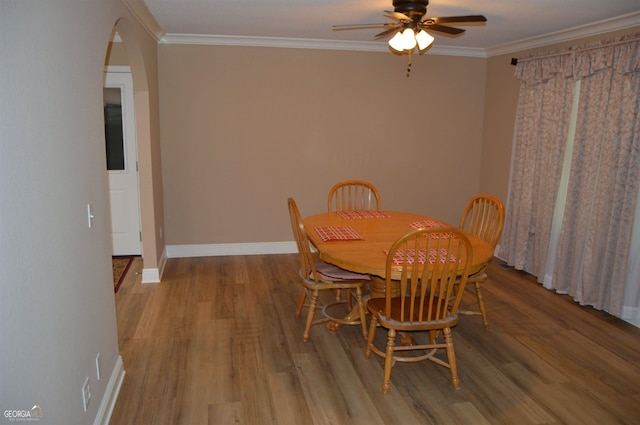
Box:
(388, 31, 405, 52)
(416, 30, 434, 50)
(401, 28, 416, 50)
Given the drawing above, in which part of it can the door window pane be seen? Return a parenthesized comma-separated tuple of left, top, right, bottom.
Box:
(104, 87, 125, 171)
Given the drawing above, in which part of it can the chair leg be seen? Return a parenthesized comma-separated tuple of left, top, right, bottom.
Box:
(295, 290, 306, 318)
(443, 327, 460, 390)
(365, 315, 378, 359)
(475, 281, 489, 328)
(355, 287, 367, 339)
(458, 278, 490, 328)
(428, 330, 437, 344)
(302, 290, 319, 342)
(382, 329, 396, 394)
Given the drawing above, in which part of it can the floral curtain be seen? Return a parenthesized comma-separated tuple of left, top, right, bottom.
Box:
(553, 34, 640, 315)
(500, 32, 640, 318)
(499, 53, 575, 278)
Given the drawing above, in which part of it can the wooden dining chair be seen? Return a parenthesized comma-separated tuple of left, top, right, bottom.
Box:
(327, 179, 381, 212)
(365, 227, 473, 394)
(457, 194, 505, 328)
(287, 198, 369, 341)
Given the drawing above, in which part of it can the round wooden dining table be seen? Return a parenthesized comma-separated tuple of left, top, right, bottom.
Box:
(303, 210, 493, 282)
(303, 210, 493, 336)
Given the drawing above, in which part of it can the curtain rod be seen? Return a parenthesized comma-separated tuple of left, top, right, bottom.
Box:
(510, 34, 640, 65)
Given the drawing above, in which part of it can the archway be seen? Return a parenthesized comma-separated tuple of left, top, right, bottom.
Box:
(104, 18, 163, 283)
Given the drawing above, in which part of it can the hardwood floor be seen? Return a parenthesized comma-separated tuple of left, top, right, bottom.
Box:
(109, 255, 640, 425)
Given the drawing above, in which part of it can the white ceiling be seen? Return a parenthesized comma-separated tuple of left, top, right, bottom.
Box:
(141, 0, 640, 55)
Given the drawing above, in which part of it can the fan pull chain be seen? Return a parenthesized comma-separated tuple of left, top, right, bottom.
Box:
(406, 51, 412, 78)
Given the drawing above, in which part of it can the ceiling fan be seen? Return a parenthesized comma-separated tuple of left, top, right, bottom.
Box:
(333, 0, 487, 75)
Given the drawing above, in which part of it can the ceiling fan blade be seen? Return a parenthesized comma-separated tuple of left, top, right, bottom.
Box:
(423, 24, 465, 35)
(375, 25, 402, 39)
(384, 10, 411, 22)
(431, 15, 487, 24)
(332, 23, 391, 31)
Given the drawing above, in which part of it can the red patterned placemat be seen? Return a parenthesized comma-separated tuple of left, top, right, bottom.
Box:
(337, 210, 391, 219)
(314, 226, 363, 242)
(383, 248, 458, 265)
(408, 220, 458, 239)
(408, 219, 446, 229)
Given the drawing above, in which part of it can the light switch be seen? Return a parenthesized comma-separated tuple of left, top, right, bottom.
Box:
(87, 203, 94, 228)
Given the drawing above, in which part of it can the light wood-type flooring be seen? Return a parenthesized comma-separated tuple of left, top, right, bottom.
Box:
(109, 255, 640, 425)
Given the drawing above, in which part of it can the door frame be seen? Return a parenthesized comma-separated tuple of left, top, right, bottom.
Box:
(104, 66, 142, 256)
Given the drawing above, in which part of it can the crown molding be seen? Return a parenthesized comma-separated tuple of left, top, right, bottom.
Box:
(125, 5, 638, 59)
(486, 11, 640, 57)
(121, 0, 165, 42)
(160, 33, 487, 57)
(428, 45, 487, 58)
(161, 34, 385, 52)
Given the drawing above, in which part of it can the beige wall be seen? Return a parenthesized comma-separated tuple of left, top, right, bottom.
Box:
(479, 54, 520, 202)
(158, 26, 639, 249)
(159, 45, 487, 245)
(106, 41, 128, 66)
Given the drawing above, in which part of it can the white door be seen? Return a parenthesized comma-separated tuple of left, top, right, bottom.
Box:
(104, 69, 141, 256)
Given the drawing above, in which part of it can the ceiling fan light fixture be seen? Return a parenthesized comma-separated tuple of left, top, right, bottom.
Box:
(415, 29, 434, 50)
(388, 31, 406, 52)
(334, 1, 486, 75)
(388, 27, 432, 53)
(402, 28, 417, 50)
(389, 28, 417, 52)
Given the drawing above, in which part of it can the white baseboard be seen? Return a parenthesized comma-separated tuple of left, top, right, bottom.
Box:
(141, 267, 160, 283)
(94, 355, 125, 425)
(158, 247, 167, 279)
(141, 248, 167, 283)
(166, 241, 297, 258)
(142, 243, 295, 281)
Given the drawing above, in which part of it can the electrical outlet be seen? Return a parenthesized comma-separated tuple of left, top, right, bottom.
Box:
(95, 353, 101, 381)
(82, 377, 91, 412)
